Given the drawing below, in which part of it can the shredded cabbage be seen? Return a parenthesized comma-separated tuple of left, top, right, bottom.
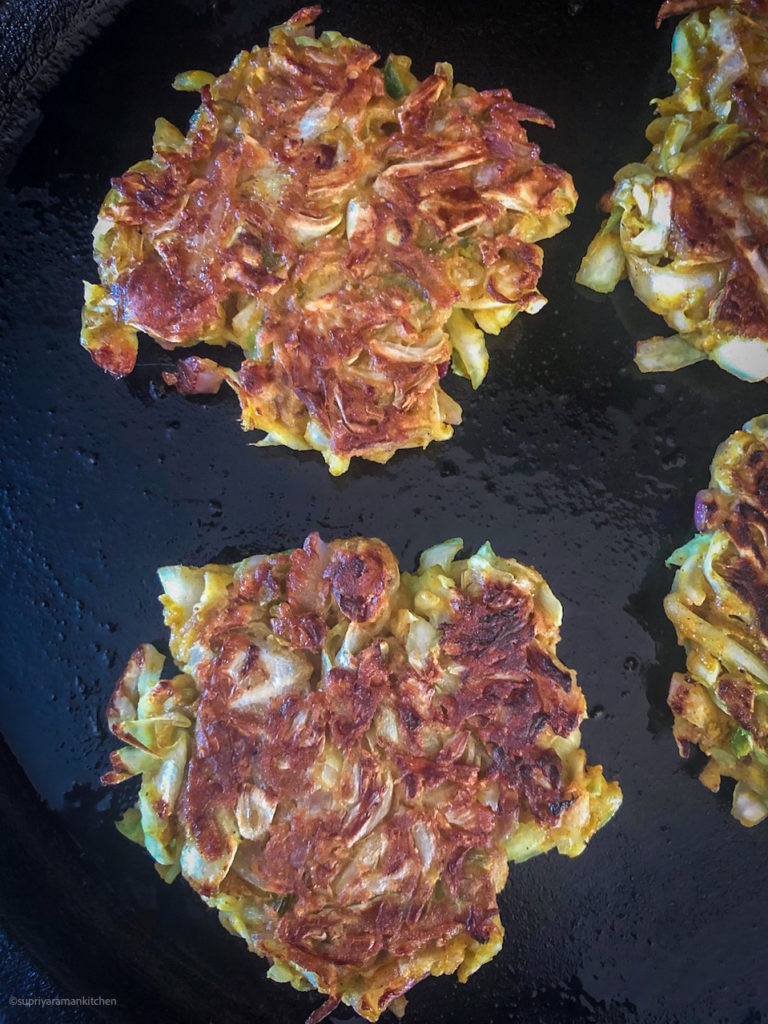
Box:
(664, 417, 768, 826)
(103, 535, 621, 1018)
(577, 2, 768, 382)
(81, 10, 577, 473)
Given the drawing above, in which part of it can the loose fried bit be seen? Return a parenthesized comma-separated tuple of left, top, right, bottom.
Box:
(82, 7, 576, 474)
(577, 0, 768, 383)
(665, 415, 768, 826)
(103, 535, 620, 1021)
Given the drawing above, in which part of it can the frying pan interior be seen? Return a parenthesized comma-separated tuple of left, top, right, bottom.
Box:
(0, 1, 766, 1022)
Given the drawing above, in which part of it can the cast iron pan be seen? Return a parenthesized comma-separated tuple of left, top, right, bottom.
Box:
(1, 1, 766, 1022)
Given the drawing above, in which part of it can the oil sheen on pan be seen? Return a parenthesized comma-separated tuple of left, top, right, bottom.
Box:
(103, 534, 621, 1023)
(81, 6, 577, 474)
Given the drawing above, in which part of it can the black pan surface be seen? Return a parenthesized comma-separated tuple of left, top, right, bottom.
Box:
(1, 1, 766, 1022)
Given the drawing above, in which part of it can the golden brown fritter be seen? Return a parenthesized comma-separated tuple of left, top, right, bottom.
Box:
(578, 0, 768, 382)
(82, 7, 576, 473)
(103, 535, 620, 1021)
(665, 416, 768, 825)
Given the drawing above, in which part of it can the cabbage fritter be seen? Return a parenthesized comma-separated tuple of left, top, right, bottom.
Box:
(577, 0, 768, 382)
(103, 535, 620, 1021)
(665, 416, 768, 826)
(81, 7, 576, 474)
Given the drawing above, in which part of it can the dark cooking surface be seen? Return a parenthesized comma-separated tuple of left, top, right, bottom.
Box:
(1, 1, 766, 1022)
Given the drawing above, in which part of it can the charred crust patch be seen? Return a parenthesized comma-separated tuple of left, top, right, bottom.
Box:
(717, 676, 755, 730)
(439, 586, 534, 667)
(324, 540, 396, 622)
(441, 583, 584, 822)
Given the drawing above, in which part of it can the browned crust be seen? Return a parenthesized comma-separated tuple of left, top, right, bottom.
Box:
(657, 0, 768, 26)
(656, 0, 720, 27)
(671, 145, 768, 338)
(692, 437, 768, 653)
